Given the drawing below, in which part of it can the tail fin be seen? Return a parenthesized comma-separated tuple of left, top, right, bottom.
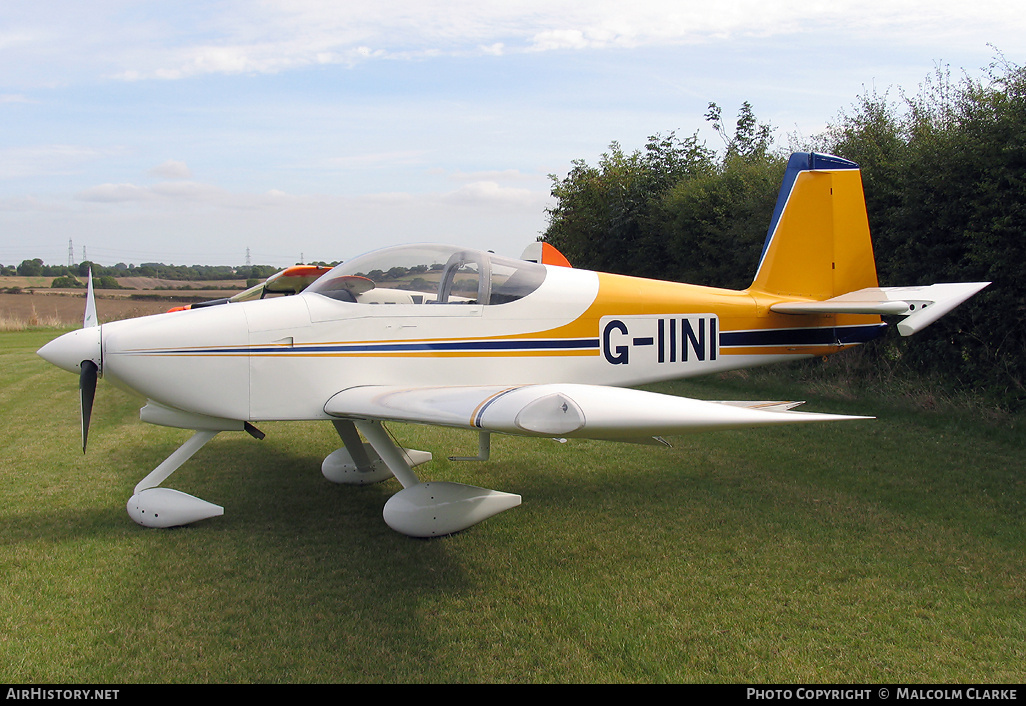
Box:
(754, 152, 990, 336)
(750, 153, 879, 299)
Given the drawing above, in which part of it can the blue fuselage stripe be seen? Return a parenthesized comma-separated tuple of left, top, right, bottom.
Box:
(134, 338, 602, 356)
(130, 324, 887, 357)
(720, 324, 886, 348)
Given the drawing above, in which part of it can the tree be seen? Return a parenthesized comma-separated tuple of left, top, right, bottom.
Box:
(17, 259, 44, 277)
(657, 151, 785, 289)
(543, 132, 714, 276)
(822, 57, 1026, 405)
(705, 101, 775, 162)
(543, 104, 784, 288)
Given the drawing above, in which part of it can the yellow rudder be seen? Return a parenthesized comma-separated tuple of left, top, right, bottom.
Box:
(749, 153, 879, 300)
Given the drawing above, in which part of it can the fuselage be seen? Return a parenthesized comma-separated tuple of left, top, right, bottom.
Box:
(92, 245, 886, 423)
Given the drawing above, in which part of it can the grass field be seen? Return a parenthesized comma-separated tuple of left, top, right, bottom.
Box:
(2, 328, 1024, 683)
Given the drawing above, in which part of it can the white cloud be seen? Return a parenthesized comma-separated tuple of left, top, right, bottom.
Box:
(529, 29, 592, 53)
(2, 0, 1021, 268)
(316, 151, 430, 171)
(74, 174, 547, 213)
(76, 180, 273, 209)
(0, 145, 110, 179)
(148, 160, 193, 180)
(6, 0, 1015, 83)
(76, 183, 156, 203)
(446, 168, 545, 184)
(19, 176, 548, 265)
(442, 180, 544, 209)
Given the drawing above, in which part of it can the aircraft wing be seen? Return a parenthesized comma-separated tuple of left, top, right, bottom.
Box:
(231, 265, 333, 302)
(323, 383, 870, 441)
(169, 265, 335, 312)
(770, 282, 989, 336)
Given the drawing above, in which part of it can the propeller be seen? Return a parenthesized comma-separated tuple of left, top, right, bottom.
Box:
(80, 359, 98, 452)
(80, 267, 98, 452)
(38, 267, 102, 452)
(83, 267, 97, 328)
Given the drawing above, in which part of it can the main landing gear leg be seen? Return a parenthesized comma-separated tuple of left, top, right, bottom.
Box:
(321, 419, 431, 485)
(352, 419, 521, 538)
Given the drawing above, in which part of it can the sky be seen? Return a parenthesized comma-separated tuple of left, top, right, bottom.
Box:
(1, 1, 1023, 268)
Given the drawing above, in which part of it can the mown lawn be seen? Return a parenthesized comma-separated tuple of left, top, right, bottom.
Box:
(2, 329, 1024, 683)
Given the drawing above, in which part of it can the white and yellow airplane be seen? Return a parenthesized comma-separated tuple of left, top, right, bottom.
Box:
(38, 152, 988, 537)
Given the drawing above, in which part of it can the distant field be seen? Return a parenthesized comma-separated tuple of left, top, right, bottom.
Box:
(0, 284, 244, 329)
(2, 328, 1024, 683)
(0, 276, 248, 329)
(0, 275, 245, 291)
(0, 292, 187, 327)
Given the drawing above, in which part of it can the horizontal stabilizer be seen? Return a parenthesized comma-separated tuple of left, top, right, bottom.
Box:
(770, 282, 989, 336)
(324, 384, 870, 441)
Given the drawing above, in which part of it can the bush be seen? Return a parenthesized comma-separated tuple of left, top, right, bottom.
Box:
(542, 58, 1026, 407)
(50, 275, 83, 289)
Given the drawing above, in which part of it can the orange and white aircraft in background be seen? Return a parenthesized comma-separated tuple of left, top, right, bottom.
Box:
(38, 153, 988, 537)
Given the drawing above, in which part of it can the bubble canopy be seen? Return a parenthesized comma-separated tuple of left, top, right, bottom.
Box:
(305, 244, 548, 305)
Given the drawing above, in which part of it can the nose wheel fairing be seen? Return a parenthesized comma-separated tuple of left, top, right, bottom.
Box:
(127, 487, 224, 528)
